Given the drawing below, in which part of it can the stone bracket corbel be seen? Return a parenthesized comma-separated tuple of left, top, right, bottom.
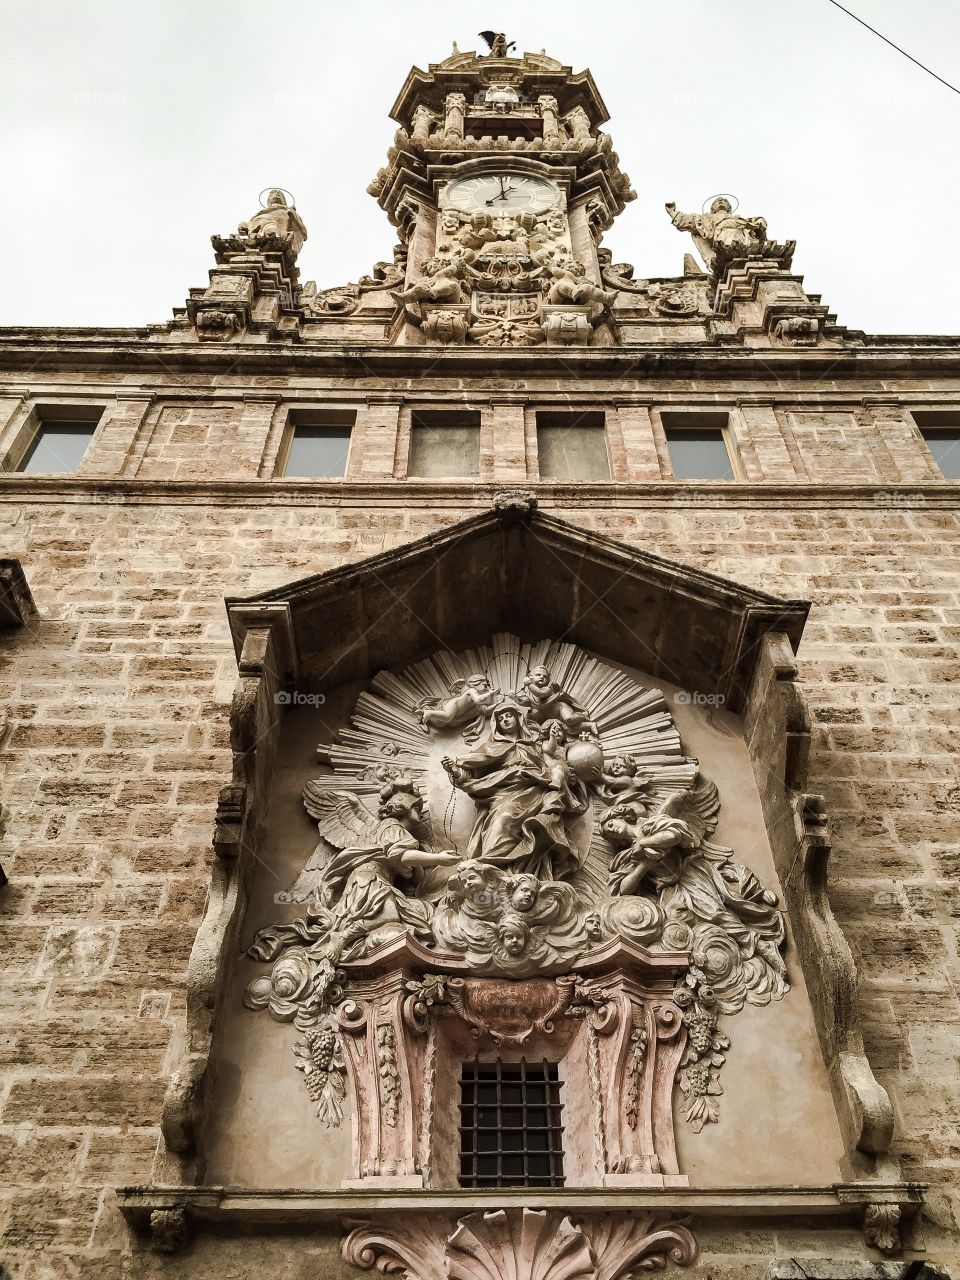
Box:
(157, 605, 294, 1180)
(745, 631, 898, 1179)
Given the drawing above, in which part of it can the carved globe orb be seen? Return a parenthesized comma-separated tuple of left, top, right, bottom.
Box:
(565, 737, 604, 783)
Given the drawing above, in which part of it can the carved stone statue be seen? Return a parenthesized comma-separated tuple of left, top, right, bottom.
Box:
(535, 246, 616, 313)
(243, 634, 790, 1132)
(441, 701, 587, 880)
(244, 781, 457, 1012)
(600, 780, 788, 1012)
(665, 197, 794, 276)
(238, 189, 308, 261)
(416, 674, 500, 738)
(398, 250, 474, 307)
(518, 664, 598, 735)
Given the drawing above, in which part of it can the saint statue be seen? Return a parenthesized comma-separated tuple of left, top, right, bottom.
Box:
(238, 189, 308, 261)
(665, 197, 794, 275)
(441, 700, 587, 880)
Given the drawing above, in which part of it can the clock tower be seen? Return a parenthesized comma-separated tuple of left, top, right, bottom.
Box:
(368, 34, 636, 346)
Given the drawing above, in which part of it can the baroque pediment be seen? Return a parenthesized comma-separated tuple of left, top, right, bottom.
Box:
(225, 499, 809, 714)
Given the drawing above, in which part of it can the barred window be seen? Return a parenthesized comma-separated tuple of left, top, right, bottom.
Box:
(459, 1058, 564, 1188)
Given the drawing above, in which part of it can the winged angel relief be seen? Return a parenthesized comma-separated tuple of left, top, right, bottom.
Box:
(243, 636, 789, 1132)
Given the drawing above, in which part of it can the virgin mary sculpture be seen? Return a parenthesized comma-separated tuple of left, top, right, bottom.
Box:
(440, 700, 587, 880)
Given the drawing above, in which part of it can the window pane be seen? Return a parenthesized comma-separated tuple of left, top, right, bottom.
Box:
(922, 431, 960, 479)
(19, 424, 94, 474)
(666, 428, 734, 480)
(538, 424, 610, 481)
(408, 424, 480, 478)
(283, 427, 350, 478)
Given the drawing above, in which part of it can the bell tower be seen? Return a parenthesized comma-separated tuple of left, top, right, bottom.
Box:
(368, 34, 636, 346)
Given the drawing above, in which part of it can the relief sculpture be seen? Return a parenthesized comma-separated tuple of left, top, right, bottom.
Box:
(243, 634, 789, 1132)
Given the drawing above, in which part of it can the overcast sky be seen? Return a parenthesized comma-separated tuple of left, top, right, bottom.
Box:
(2, 0, 958, 334)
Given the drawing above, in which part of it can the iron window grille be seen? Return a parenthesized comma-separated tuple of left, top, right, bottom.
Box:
(459, 1057, 564, 1188)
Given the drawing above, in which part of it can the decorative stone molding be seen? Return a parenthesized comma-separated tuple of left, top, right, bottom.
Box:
(491, 489, 538, 517)
(773, 314, 821, 345)
(744, 632, 896, 1178)
(543, 305, 591, 345)
(863, 1203, 902, 1255)
(149, 1206, 188, 1253)
(158, 618, 284, 1176)
(341, 1207, 696, 1280)
(422, 304, 471, 344)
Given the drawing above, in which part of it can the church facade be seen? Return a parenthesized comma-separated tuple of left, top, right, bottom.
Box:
(1, 36, 958, 1280)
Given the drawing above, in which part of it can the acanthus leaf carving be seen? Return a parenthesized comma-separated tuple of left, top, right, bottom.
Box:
(340, 1210, 697, 1280)
(864, 1202, 902, 1254)
(447, 1209, 594, 1280)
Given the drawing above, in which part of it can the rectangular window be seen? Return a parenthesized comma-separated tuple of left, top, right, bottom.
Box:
(408, 409, 480, 479)
(662, 412, 734, 480)
(912, 413, 960, 479)
(536, 411, 611, 481)
(279, 409, 354, 478)
(459, 1058, 564, 1188)
(16, 407, 102, 474)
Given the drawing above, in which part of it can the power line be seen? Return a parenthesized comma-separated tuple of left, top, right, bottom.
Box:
(826, 0, 960, 97)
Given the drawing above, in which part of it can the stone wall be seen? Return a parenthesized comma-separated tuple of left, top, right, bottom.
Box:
(0, 386, 958, 1274)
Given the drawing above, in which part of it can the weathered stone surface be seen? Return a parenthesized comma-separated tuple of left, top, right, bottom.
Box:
(0, 32, 959, 1280)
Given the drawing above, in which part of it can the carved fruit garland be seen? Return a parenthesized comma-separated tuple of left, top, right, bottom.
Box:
(674, 977, 729, 1132)
(293, 1021, 347, 1128)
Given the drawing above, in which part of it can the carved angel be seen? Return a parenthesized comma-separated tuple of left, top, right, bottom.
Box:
(597, 753, 653, 804)
(247, 782, 457, 978)
(397, 249, 474, 307)
(600, 778, 788, 1012)
(517, 665, 598, 735)
(416, 674, 500, 739)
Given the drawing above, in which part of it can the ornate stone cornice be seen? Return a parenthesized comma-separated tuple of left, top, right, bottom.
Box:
(0, 335, 958, 377)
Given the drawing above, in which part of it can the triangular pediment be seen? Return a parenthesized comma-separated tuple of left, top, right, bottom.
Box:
(226, 500, 808, 712)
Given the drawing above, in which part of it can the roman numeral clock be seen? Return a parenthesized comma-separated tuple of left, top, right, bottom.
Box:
(444, 173, 560, 214)
(376, 47, 635, 347)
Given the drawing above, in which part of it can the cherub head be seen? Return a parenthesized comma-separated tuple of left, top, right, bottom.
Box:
(377, 775, 423, 823)
(496, 914, 530, 958)
(540, 718, 567, 746)
(453, 860, 487, 895)
(584, 909, 603, 942)
(505, 873, 539, 913)
(527, 665, 552, 688)
(607, 754, 638, 779)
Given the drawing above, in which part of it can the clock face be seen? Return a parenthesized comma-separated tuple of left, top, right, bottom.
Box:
(445, 173, 560, 215)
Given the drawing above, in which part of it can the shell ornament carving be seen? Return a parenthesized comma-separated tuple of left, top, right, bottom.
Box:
(340, 1209, 697, 1280)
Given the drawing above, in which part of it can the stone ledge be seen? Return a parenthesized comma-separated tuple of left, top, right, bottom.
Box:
(0, 477, 958, 508)
(0, 336, 959, 378)
(116, 1181, 925, 1232)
